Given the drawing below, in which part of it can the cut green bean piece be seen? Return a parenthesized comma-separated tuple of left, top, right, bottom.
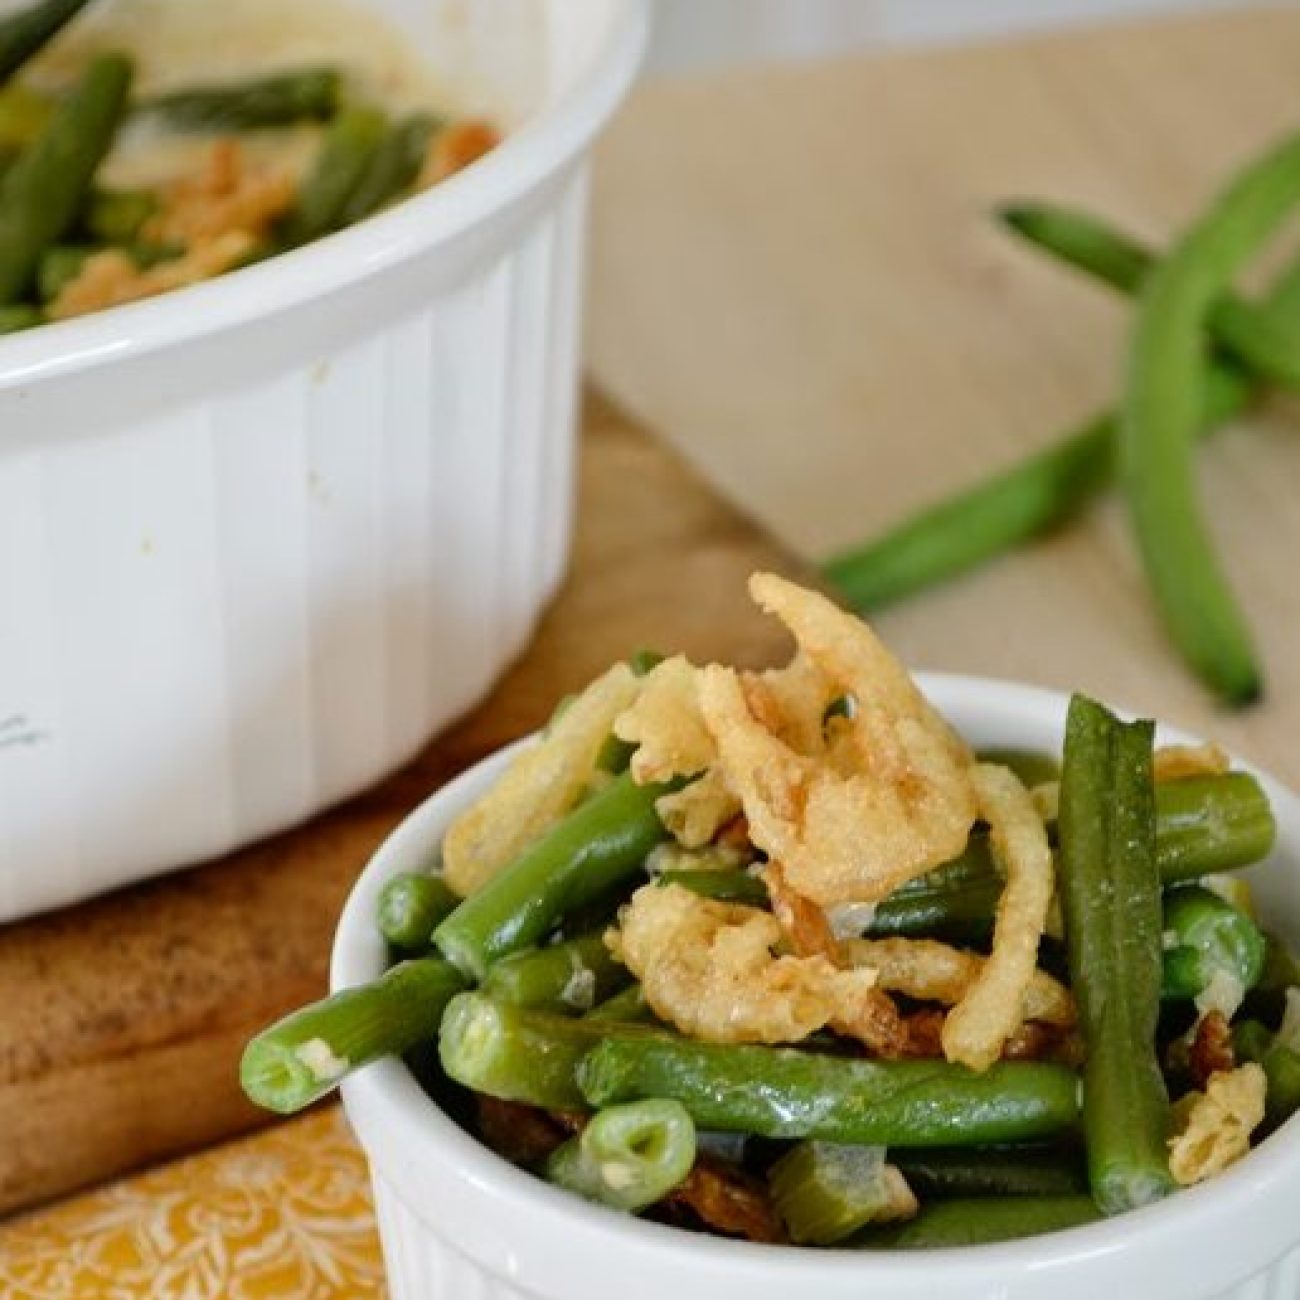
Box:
(869, 772, 1275, 943)
(821, 365, 1249, 612)
(545, 1099, 695, 1213)
(1001, 201, 1300, 390)
(657, 868, 769, 907)
(439, 992, 660, 1111)
(855, 1196, 1100, 1249)
(0, 301, 40, 332)
(483, 933, 629, 1015)
(1058, 695, 1172, 1214)
(585, 984, 655, 1024)
(1234, 1012, 1300, 1129)
(769, 1143, 910, 1245)
(0, 0, 93, 80)
(891, 1145, 1087, 1199)
(578, 1037, 1080, 1147)
(82, 187, 156, 244)
(279, 104, 387, 246)
(145, 67, 341, 130)
(434, 771, 674, 981)
(241, 957, 466, 1114)
(1123, 135, 1300, 704)
(377, 872, 459, 952)
(1161, 884, 1265, 1003)
(36, 243, 92, 302)
(337, 112, 436, 225)
(0, 53, 133, 304)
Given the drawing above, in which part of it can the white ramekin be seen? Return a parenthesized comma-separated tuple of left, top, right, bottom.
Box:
(0, 0, 648, 923)
(335, 673, 1300, 1300)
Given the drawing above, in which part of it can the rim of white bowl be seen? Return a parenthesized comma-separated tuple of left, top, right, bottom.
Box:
(333, 672, 1300, 1288)
(0, 0, 649, 391)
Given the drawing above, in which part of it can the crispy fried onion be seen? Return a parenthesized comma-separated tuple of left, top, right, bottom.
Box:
(1189, 1011, 1236, 1090)
(844, 937, 1075, 1028)
(938, 764, 1056, 1072)
(1168, 1064, 1266, 1186)
(609, 881, 881, 1045)
(665, 1156, 787, 1243)
(766, 862, 921, 1058)
(443, 663, 641, 895)
(1154, 743, 1231, 783)
(614, 655, 741, 847)
(699, 574, 979, 906)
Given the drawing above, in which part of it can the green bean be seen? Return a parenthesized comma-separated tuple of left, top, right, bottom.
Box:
(767, 1143, 905, 1245)
(891, 1145, 1088, 1199)
(35, 242, 91, 301)
(278, 104, 387, 246)
(377, 871, 459, 952)
(1122, 135, 1300, 704)
(870, 771, 1275, 942)
(854, 1196, 1101, 1249)
(578, 1037, 1081, 1147)
(0, 53, 132, 304)
(144, 67, 341, 130)
(1001, 201, 1300, 389)
(240, 957, 466, 1114)
(0, 84, 51, 150)
(1154, 772, 1275, 882)
(821, 365, 1249, 612)
(337, 112, 436, 226)
(1161, 884, 1265, 1002)
(1058, 695, 1172, 1214)
(82, 187, 156, 244)
(0, 301, 39, 332)
(585, 984, 655, 1024)
(545, 1099, 695, 1213)
(483, 933, 629, 1014)
(438, 992, 660, 1111)
(1235, 1001, 1300, 1128)
(0, 0, 93, 81)
(434, 771, 674, 980)
(657, 868, 769, 907)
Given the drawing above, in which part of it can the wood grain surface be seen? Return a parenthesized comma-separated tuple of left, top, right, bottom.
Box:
(0, 392, 806, 1216)
(588, 3, 1300, 786)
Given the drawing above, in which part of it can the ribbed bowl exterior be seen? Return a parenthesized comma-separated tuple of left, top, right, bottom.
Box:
(0, 165, 587, 922)
(367, 1165, 1300, 1300)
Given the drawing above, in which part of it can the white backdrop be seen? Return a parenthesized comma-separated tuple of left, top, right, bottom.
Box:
(648, 0, 1255, 73)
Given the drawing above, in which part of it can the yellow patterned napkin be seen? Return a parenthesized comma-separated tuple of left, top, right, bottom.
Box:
(0, 1107, 386, 1299)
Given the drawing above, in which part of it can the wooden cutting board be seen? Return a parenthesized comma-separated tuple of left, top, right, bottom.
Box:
(587, 3, 1300, 789)
(0, 391, 808, 1217)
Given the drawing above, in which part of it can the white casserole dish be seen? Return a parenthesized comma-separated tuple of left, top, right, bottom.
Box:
(334, 673, 1300, 1300)
(0, 0, 648, 922)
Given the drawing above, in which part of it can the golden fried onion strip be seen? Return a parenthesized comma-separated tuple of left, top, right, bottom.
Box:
(939, 764, 1056, 1072)
(443, 663, 640, 895)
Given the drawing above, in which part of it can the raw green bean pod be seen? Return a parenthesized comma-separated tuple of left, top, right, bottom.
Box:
(1122, 134, 1300, 703)
(1001, 201, 1300, 389)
